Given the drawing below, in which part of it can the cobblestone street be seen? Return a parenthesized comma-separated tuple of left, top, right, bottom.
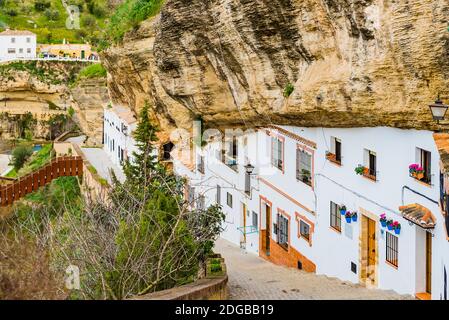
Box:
(215, 238, 414, 300)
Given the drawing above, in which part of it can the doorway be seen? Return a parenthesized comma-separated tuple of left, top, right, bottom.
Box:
(265, 204, 271, 255)
(360, 215, 377, 287)
(241, 203, 247, 245)
(260, 201, 271, 255)
(426, 232, 432, 294)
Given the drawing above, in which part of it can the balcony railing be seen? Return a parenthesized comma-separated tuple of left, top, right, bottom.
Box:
(237, 225, 258, 235)
(222, 154, 238, 172)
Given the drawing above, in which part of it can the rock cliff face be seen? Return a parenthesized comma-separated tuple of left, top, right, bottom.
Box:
(103, 0, 449, 135)
(70, 78, 110, 145)
(0, 62, 108, 143)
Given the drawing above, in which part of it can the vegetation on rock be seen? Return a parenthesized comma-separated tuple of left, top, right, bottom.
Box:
(75, 63, 106, 82)
(102, 0, 163, 47)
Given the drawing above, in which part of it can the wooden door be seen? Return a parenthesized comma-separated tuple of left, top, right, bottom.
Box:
(426, 232, 432, 294)
(266, 204, 271, 254)
(367, 218, 376, 283)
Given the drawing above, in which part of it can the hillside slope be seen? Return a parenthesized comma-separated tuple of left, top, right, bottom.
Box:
(0, 0, 114, 45)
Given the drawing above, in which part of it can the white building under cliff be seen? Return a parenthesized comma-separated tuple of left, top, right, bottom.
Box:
(173, 123, 449, 300)
(101, 103, 449, 299)
(103, 105, 138, 168)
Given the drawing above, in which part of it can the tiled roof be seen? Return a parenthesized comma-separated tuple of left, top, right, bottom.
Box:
(399, 204, 436, 229)
(267, 125, 317, 149)
(0, 29, 36, 36)
(433, 133, 449, 173)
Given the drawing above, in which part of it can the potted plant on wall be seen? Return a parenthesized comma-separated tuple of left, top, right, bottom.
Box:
(393, 221, 401, 235)
(380, 213, 387, 227)
(339, 205, 347, 215)
(345, 211, 352, 223)
(387, 219, 394, 230)
(409, 163, 424, 180)
(355, 165, 366, 175)
(351, 211, 358, 222)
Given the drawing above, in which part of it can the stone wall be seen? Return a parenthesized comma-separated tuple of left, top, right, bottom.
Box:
(130, 276, 228, 300)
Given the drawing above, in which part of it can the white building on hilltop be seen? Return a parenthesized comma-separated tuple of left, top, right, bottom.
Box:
(173, 123, 449, 300)
(0, 30, 36, 61)
(103, 105, 138, 168)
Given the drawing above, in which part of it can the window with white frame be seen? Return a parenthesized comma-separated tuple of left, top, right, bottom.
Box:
(328, 136, 342, 164)
(276, 213, 289, 249)
(19, 48, 23, 53)
(7, 48, 15, 54)
(386, 232, 398, 267)
(330, 201, 341, 232)
(26, 37, 31, 43)
(297, 148, 312, 186)
(222, 136, 238, 168)
(11, 37, 15, 43)
(252, 211, 258, 229)
(415, 147, 431, 184)
(363, 149, 377, 179)
(216, 185, 221, 205)
(226, 192, 233, 208)
(27, 48, 31, 53)
(299, 220, 310, 242)
(271, 136, 283, 171)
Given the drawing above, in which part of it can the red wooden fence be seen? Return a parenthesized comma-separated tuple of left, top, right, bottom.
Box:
(0, 156, 83, 207)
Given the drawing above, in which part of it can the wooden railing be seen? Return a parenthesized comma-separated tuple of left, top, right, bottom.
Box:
(0, 156, 83, 207)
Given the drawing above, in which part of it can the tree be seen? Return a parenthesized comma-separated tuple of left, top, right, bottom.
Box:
(1, 102, 225, 300)
(122, 101, 159, 185)
(11, 144, 33, 171)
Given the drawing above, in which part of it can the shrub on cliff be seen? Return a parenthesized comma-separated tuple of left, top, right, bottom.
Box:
(11, 144, 33, 171)
(105, 0, 164, 45)
(76, 63, 107, 80)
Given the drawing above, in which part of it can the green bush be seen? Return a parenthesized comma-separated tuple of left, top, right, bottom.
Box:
(105, 0, 164, 45)
(77, 63, 106, 80)
(210, 263, 222, 273)
(34, 0, 51, 11)
(81, 15, 97, 28)
(283, 83, 294, 98)
(7, 9, 17, 16)
(11, 145, 33, 171)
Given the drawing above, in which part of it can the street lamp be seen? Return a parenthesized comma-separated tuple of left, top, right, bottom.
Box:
(244, 163, 255, 195)
(244, 163, 255, 175)
(429, 96, 449, 123)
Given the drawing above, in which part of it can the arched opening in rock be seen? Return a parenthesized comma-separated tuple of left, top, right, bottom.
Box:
(162, 142, 174, 161)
